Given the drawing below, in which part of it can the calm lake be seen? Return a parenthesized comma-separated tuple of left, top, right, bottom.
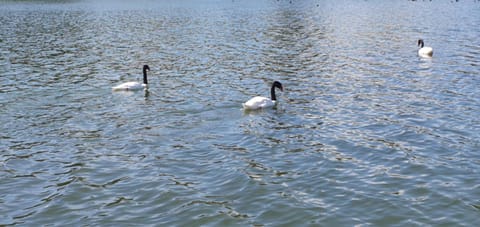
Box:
(1, 0, 480, 225)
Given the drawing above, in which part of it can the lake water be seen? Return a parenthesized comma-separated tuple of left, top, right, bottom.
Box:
(1, 0, 480, 225)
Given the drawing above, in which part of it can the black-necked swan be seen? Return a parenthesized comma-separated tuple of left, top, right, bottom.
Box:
(112, 65, 150, 91)
(243, 81, 284, 110)
(418, 39, 433, 58)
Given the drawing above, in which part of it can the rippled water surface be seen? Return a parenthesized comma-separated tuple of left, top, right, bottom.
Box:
(1, 0, 480, 225)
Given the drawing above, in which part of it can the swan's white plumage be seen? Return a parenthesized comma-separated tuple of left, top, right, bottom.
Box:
(243, 96, 276, 110)
(112, 81, 147, 91)
(418, 46, 433, 58)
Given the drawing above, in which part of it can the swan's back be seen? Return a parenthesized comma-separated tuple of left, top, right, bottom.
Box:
(418, 47, 433, 58)
(243, 96, 275, 110)
(112, 82, 146, 91)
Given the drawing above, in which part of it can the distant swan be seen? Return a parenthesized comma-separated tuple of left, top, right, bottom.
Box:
(112, 65, 150, 91)
(243, 81, 283, 110)
(418, 39, 433, 58)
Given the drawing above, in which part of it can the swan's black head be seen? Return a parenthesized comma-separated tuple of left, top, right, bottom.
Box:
(143, 65, 150, 72)
(418, 39, 424, 48)
(273, 81, 283, 92)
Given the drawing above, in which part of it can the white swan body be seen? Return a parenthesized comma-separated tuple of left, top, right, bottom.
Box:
(112, 65, 150, 91)
(418, 47, 433, 58)
(418, 39, 433, 58)
(243, 81, 283, 110)
(243, 96, 276, 110)
(112, 81, 146, 91)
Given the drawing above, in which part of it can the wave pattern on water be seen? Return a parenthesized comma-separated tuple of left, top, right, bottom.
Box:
(1, 0, 480, 226)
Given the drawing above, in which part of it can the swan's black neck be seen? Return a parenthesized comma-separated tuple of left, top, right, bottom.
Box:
(143, 69, 148, 84)
(142, 66, 149, 84)
(271, 85, 277, 101)
(270, 81, 283, 101)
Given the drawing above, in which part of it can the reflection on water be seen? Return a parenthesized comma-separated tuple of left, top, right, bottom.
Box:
(1, 0, 480, 226)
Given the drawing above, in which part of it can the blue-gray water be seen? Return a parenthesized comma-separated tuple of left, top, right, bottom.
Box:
(1, 0, 480, 226)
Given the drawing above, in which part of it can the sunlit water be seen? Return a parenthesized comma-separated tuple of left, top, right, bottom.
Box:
(1, 0, 480, 225)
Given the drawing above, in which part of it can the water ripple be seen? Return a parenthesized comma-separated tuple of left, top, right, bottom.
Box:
(1, 0, 480, 226)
